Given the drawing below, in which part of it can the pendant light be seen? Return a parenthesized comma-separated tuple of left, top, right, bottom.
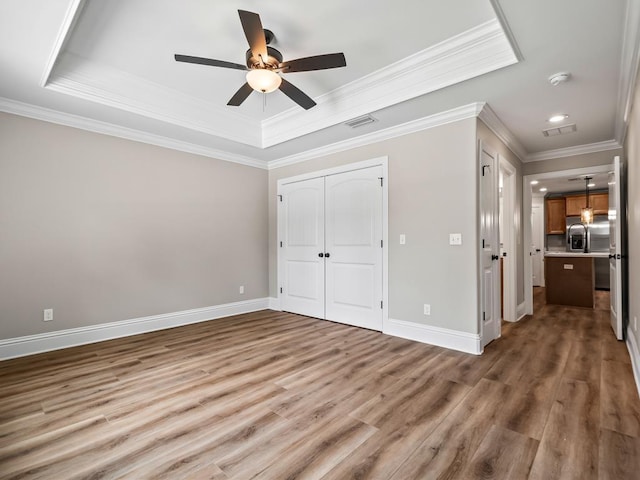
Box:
(581, 176, 593, 224)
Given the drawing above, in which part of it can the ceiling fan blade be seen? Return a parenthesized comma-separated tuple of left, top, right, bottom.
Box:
(279, 53, 346, 73)
(174, 54, 247, 71)
(238, 10, 268, 61)
(227, 83, 254, 106)
(279, 78, 316, 110)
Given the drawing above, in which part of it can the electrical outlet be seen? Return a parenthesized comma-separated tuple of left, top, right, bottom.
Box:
(424, 304, 431, 315)
(43, 309, 53, 322)
(399, 234, 406, 245)
(239, 286, 245, 295)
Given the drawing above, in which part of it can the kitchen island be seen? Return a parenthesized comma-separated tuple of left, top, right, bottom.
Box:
(544, 251, 608, 308)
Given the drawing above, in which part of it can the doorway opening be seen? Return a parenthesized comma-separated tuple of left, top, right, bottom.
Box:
(523, 163, 613, 316)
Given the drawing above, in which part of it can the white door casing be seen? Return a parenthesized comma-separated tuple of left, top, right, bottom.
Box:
(325, 167, 383, 330)
(609, 155, 623, 340)
(479, 141, 500, 347)
(280, 177, 325, 319)
(277, 158, 388, 331)
(531, 201, 544, 287)
(499, 156, 517, 322)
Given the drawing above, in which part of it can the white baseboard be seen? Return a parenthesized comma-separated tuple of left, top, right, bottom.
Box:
(384, 318, 482, 355)
(626, 326, 640, 399)
(0, 298, 270, 360)
(268, 297, 281, 311)
(516, 302, 527, 321)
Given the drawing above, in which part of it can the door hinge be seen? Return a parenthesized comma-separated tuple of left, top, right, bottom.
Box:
(380, 301, 383, 309)
(380, 239, 383, 248)
(483, 311, 486, 321)
(482, 239, 485, 248)
(278, 195, 282, 202)
(379, 177, 383, 187)
(280, 287, 283, 294)
(482, 164, 490, 176)
(280, 241, 283, 247)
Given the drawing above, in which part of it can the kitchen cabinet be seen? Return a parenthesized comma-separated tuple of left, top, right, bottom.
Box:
(565, 195, 585, 216)
(591, 192, 609, 214)
(545, 198, 566, 234)
(565, 193, 608, 216)
(545, 255, 594, 308)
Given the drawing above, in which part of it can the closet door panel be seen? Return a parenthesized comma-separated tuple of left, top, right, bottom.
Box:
(325, 166, 383, 330)
(280, 177, 325, 319)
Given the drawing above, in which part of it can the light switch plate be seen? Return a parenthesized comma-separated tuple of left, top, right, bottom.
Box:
(449, 233, 462, 245)
(400, 234, 406, 245)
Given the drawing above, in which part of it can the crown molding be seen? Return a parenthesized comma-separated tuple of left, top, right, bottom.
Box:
(477, 104, 527, 161)
(47, 53, 261, 148)
(267, 103, 484, 170)
(524, 139, 622, 163)
(614, 0, 640, 144)
(489, 0, 524, 62)
(0, 97, 267, 169)
(40, 0, 86, 87)
(263, 19, 518, 148)
(44, 10, 517, 151)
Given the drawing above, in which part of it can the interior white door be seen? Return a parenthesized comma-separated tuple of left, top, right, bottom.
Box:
(531, 202, 544, 287)
(609, 156, 623, 340)
(280, 177, 325, 319)
(479, 141, 500, 347)
(325, 167, 383, 330)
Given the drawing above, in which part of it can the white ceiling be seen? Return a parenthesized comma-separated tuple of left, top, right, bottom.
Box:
(530, 171, 611, 196)
(1, 0, 639, 168)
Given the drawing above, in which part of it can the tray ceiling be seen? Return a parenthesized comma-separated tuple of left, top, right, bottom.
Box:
(0, 0, 637, 167)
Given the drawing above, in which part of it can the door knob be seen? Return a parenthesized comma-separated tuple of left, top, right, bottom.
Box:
(325, 252, 331, 258)
(318, 252, 325, 258)
(491, 254, 499, 261)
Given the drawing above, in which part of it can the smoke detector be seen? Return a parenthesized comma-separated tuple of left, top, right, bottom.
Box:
(548, 72, 571, 86)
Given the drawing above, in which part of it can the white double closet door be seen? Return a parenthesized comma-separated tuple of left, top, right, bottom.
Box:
(279, 165, 383, 331)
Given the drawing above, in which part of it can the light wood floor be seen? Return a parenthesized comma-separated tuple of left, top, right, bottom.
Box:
(1, 289, 640, 479)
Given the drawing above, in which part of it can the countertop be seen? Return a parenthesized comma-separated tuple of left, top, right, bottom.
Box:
(544, 251, 609, 258)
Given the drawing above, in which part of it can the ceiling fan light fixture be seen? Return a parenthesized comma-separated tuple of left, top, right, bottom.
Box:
(246, 69, 282, 93)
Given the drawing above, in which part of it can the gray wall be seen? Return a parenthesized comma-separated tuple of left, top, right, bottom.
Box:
(625, 67, 640, 360)
(523, 149, 623, 176)
(269, 119, 480, 334)
(0, 113, 269, 339)
(476, 119, 525, 305)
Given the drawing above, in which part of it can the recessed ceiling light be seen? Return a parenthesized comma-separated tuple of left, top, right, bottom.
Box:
(539, 187, 548, 192)
(530, 180, 539, 185)
(548, 114, 569, 123)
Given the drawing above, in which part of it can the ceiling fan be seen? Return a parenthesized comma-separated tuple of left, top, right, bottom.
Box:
(174, 9, 347, 110)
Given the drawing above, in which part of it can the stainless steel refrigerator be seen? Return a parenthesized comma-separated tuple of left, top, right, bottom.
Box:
(566, 215, 610, 290)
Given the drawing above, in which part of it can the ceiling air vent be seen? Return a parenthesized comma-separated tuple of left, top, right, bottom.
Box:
(345, 114, 377, 128)
(542, 123, 577, 137)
